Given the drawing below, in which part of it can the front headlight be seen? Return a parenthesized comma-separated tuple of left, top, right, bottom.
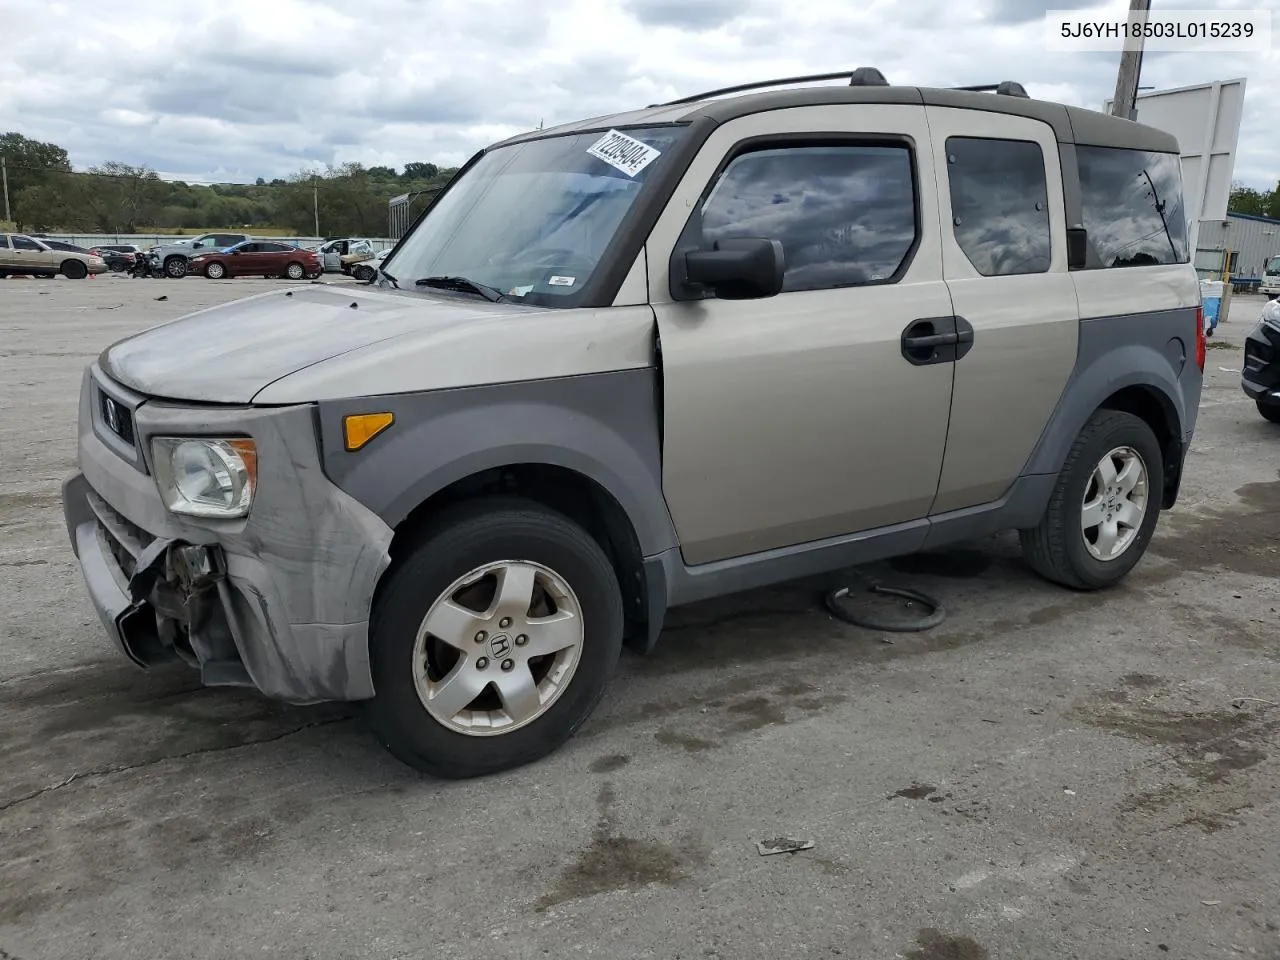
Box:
(151, 437, 257, 518)
(1261, 299, 1280, 328)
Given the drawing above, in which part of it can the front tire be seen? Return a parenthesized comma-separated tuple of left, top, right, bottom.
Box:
(1019, 410, 1164, 590)
(164, 256, 187, 278)
(205, 261, 225, 279)
(61, 259, 88, 280)
(366, 498, 624, 779)
(1257, 399, 1280, 424)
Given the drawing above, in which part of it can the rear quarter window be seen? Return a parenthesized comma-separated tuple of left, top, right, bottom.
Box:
(1077, 146, 1188, 268)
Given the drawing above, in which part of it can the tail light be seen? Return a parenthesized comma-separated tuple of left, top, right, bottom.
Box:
(1194, 306, 1206, 372)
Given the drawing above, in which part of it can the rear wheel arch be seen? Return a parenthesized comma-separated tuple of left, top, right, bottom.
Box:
(1024, 346, 1189, 510)
(1097, 384, 1184, 509)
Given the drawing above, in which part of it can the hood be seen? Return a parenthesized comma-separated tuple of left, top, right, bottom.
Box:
(99, 284, 530, 403)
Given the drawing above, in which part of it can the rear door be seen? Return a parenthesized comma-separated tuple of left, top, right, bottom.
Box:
(647, 103, 957, 565)
(922, 106, 1079, 514)
(259, 242, 293, 274)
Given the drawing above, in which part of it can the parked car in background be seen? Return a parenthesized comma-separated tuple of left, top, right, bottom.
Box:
(351, 247, 390, 281)
(40, 239, 93, 256)
(0, 233, 107, 279)
(1242, 297, 1280, 423)
(313, 238, 374, 273)
(188, 239, 321, 280)
(150, 232, 251, 278)
(338, 239, 376, 273)
(89, 244, 141, 273)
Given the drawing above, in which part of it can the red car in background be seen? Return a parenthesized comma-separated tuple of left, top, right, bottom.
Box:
(188, 240, 321, 280)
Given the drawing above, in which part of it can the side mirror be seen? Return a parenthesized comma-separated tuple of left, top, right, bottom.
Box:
(1066, 227, 1088, 269)
(683, 238, 785, 300)
(192, 242, 204, 249)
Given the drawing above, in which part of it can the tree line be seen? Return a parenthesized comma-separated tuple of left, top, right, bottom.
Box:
(1, 132, 457, 236)
(1228, 180, 1280, 221)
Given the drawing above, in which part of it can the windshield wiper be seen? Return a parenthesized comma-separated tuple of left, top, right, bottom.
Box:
(414, 275, 504, 302)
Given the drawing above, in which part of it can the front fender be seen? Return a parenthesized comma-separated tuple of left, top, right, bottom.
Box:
(316, 368, 678, 557)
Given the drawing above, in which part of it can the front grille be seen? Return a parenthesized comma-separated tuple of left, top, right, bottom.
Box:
(87, 490, 155, 581)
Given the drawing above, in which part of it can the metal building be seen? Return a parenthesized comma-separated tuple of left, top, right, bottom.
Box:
(387, 188, 440, 240)
(1194, 212, 1280, 281)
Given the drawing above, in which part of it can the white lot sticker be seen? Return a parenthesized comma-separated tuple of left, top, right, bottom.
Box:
(587, 129, 662, 178)
(548, 275, 576, 286)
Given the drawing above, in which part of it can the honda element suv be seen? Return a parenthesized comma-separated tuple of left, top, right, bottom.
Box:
(62, 68, 1205, 778)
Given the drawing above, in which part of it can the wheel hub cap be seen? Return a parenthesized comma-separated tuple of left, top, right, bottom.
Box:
(1081, 445, 1149, 562)
(412, 560, 584, 737)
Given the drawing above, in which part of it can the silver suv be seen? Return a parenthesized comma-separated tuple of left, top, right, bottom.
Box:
(62, 69, 1205, 778)
(150, 232, 250, 278)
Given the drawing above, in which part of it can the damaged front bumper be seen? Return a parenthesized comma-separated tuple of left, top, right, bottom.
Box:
(62, 364, 394, 704)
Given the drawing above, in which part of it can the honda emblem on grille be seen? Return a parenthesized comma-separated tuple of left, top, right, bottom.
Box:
(104, 396, 120, 433)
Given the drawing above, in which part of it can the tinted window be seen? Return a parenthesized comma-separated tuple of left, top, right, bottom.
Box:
(1077, 146, 1188, 267)
(12, 237, 41, 251)
(697, 143, 917, 292)
(0, 236, 9, 249)
(262, 243, 291, 252)
(946, 137, 1050, 277)
(216, 234, 245, 247)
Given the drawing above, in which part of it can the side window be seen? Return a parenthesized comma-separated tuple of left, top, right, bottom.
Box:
(12, 237, 41, 251)
(0, 236, 9, 249)
(695, 143, 918, 293)
(946, 137, 1051, 277)
(1077, 146, 1188, 268)
(263, 243, 290, 252)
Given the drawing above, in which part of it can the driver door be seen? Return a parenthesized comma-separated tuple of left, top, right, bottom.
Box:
(646, 104, 956, 566)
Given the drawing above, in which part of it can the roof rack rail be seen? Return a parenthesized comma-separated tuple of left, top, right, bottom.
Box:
(655, 67, 889, 107)
(951, 81, 1029, 98)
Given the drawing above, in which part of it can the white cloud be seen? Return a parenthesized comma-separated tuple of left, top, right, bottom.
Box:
(0, 0, 1275, 188)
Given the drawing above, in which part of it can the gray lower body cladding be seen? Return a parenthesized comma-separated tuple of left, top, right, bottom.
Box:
(64, 365, 393, 703)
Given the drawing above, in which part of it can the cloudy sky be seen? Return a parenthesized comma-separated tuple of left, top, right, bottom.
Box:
(2, 0, 1277, 187)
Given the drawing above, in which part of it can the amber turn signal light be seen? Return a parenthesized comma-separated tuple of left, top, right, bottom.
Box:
(343, 412, 394, 451)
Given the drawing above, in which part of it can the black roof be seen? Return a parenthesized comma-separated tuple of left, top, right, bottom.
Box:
(493, 70, 1179, 154)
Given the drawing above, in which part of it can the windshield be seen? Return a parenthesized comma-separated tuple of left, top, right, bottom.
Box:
(1266, 256, 1280, 276)
(385, 124, 686, 305)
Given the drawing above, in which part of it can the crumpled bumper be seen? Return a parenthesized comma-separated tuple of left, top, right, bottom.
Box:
(62, 364, 394, 704)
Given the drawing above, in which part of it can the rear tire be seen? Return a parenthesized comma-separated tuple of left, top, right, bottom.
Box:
(1257, 399, 1280, 424)
(61, 260, 88, 280)
(366, 498, 624, 779)
(285, 261, 305, 280)
(1019, 410, 1164, 590)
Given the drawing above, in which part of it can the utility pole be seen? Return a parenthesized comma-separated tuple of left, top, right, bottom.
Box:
(312, 176, 320, 237)
(1110, 0, 1150, 120)
(1, 156, 10, 224)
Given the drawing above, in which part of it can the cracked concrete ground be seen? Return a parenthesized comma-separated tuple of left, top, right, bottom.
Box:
(2, 277, 1279, 960)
